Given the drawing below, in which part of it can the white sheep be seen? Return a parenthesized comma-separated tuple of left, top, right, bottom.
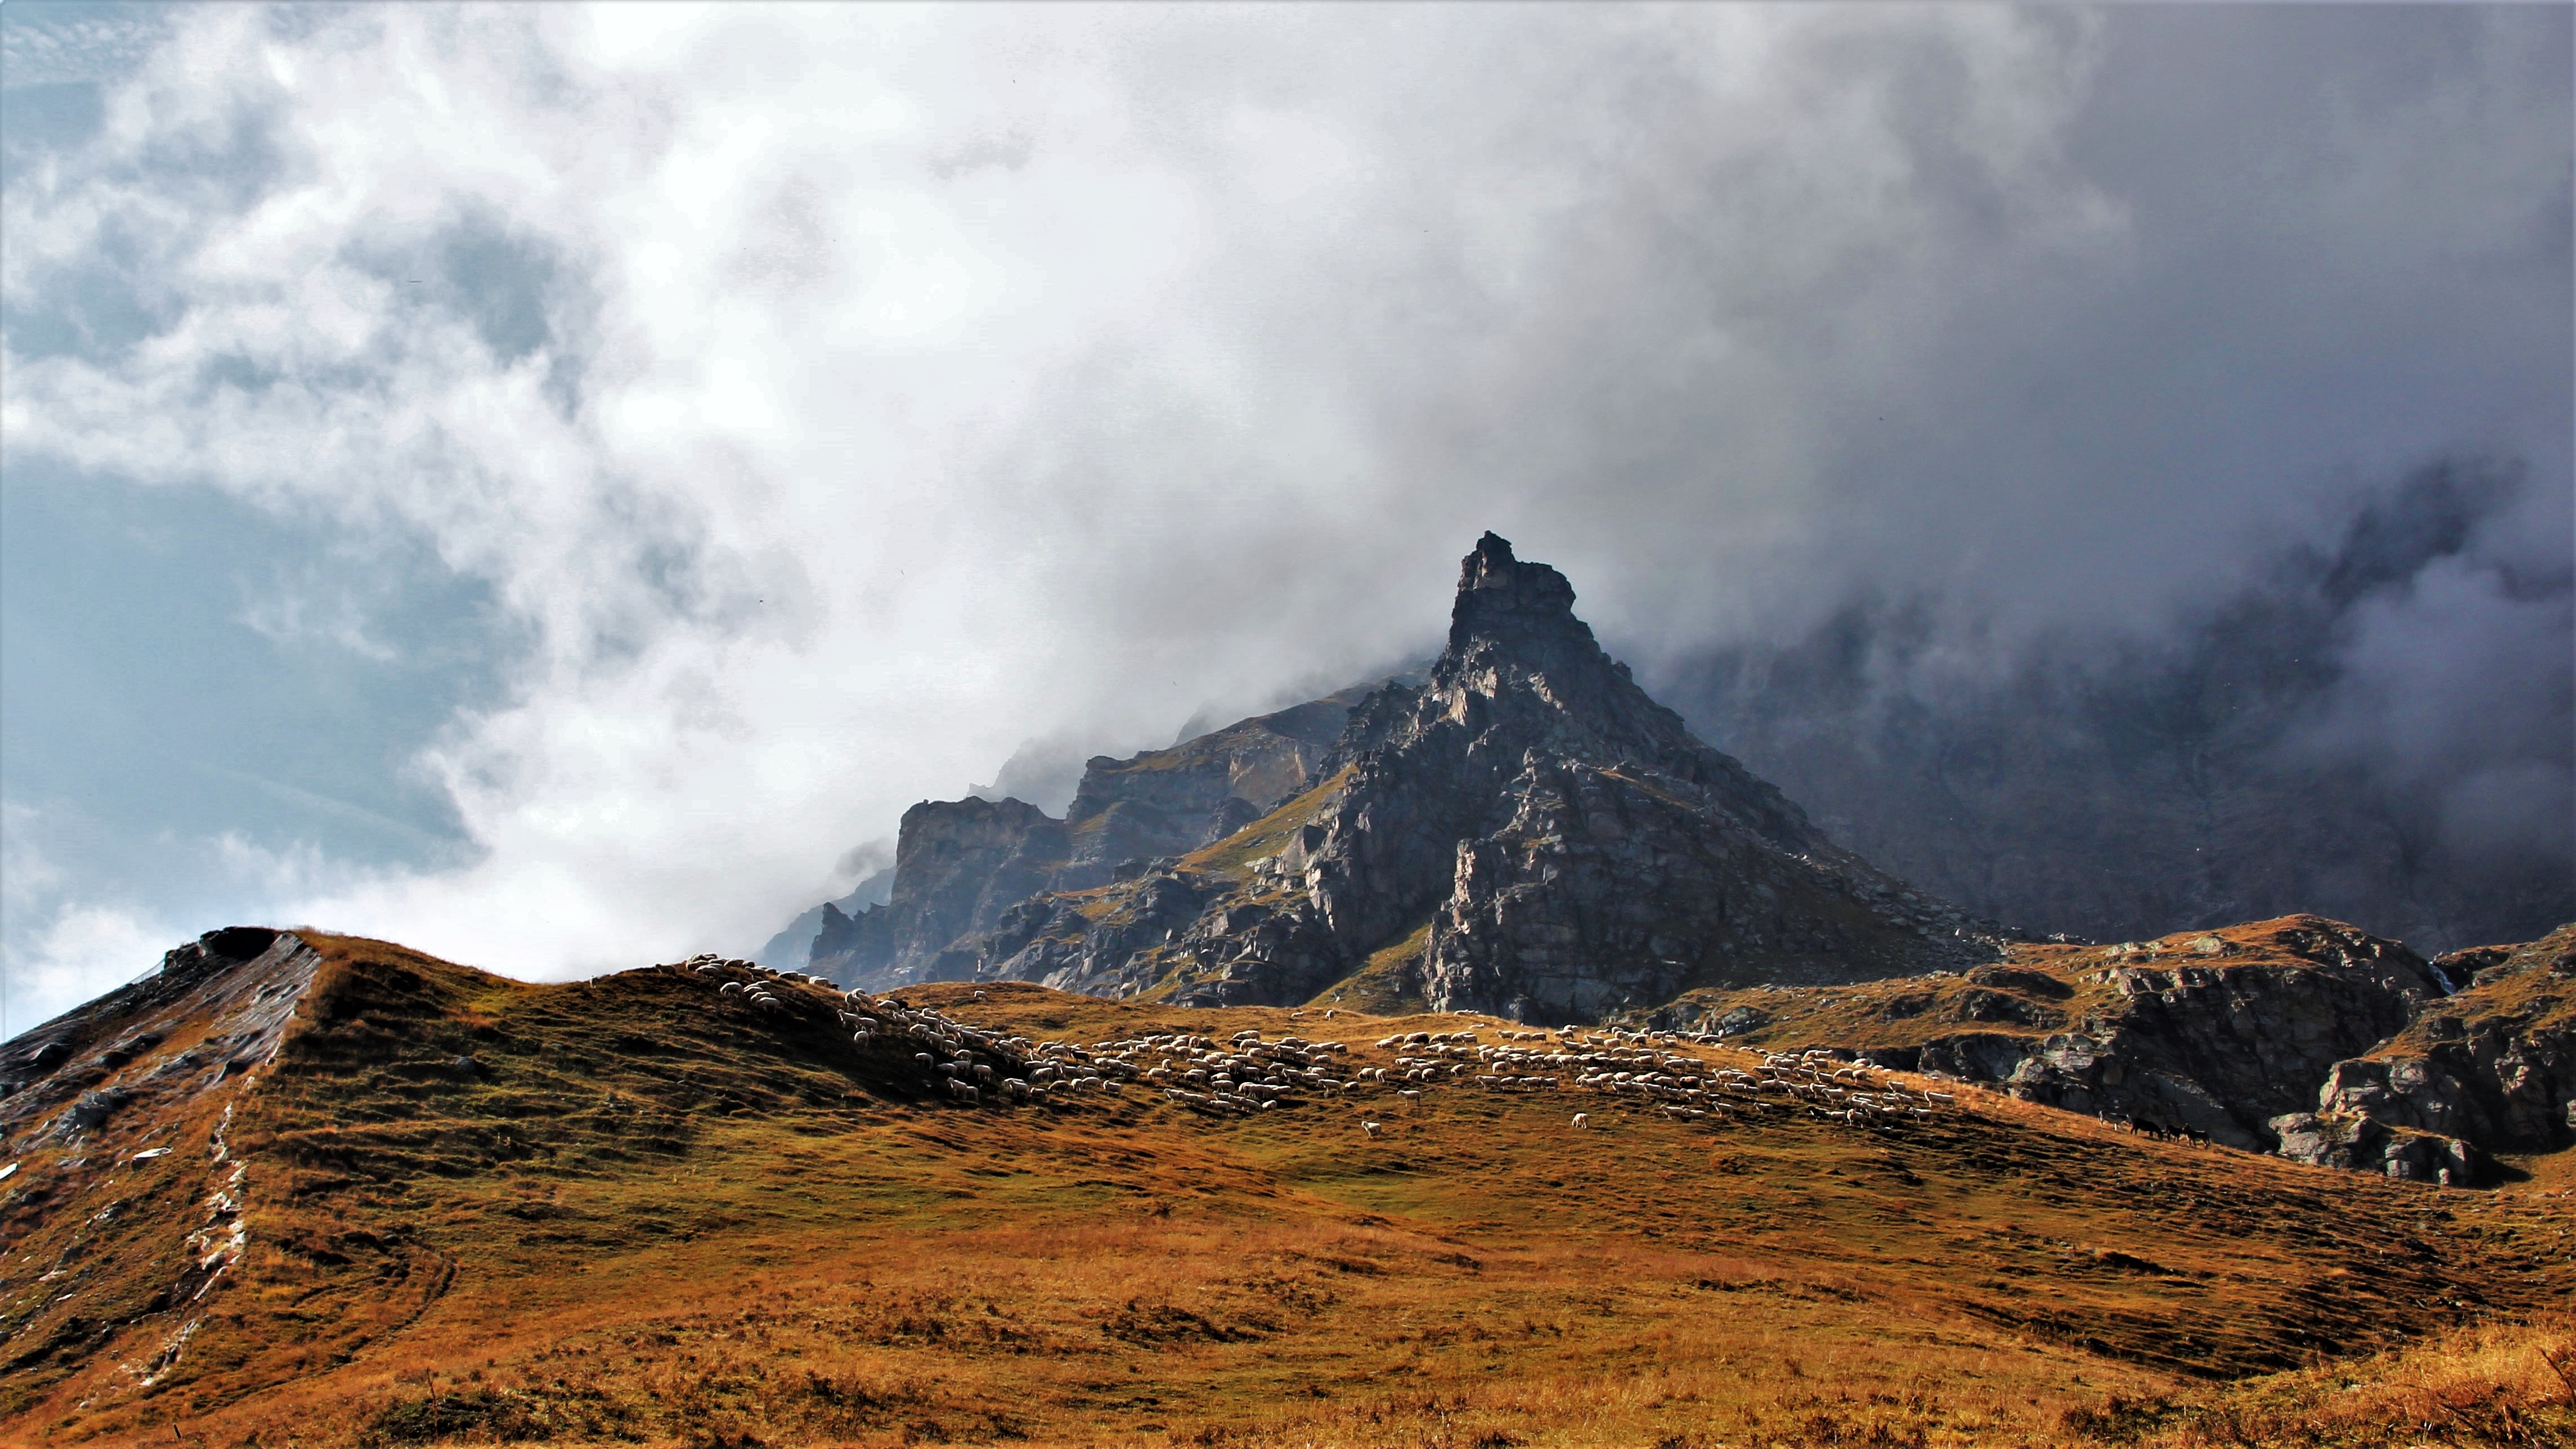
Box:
(1362, 1120, 1383, 1136)
(1572, 1113, 1589, 1129)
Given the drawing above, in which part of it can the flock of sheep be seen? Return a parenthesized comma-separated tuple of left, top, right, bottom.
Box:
(658, 956, 1955, 1137)
(1371, 1025, 1958, 1127)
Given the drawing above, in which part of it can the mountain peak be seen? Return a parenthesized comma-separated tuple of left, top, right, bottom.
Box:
(1448, 531, 1582, 654)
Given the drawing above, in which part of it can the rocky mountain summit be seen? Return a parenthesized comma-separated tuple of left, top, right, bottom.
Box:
(830, 535, 2020, 1020)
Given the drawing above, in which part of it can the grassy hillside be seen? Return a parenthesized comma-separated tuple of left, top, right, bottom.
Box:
(4, 935, 2569, 1447)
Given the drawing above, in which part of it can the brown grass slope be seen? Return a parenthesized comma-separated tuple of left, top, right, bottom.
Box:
(2, 934, 2570, 1448)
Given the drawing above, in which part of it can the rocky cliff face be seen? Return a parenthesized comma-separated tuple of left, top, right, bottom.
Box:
(757, 867, 891, 972)
(2271, 922, 2575, 1179)
(812, 797, 1066, 988)
(1057, 693, 1362, 883)
(966, 534, 2015, 1018)
(809, 694, 1371, 990)
(1983, 919, 2444, 1151)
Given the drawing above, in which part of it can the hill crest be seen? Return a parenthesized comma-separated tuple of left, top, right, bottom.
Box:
(2, 926, 2568, 1446)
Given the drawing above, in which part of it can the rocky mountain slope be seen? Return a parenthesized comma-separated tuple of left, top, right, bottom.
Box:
(2, 930, 2566, 1446)
(773, 535, 2573, 1184)
(809, 689, 1376, 989)
(755, 866, 890, 971)
(857, 535, 2024, 1020)
(0, 928, 325, 1409)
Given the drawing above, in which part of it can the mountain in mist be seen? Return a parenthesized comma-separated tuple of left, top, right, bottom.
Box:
(1655, 464, 2573, 956)
(753, 867, 891, 971)
(812, 533, 2024, 1020)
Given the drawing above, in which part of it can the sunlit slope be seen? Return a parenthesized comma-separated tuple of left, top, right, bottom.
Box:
(4, 935, 2569, 1447)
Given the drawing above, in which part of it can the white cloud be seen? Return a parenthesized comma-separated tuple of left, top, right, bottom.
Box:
(2, 804, 177, 1034)
(0, 4, 171, 88)
(2, 4, 2564, 986)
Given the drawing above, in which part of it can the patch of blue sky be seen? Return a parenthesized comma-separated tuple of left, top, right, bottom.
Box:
(2, 3, 563, 1023)
(0, 457, 511, 878)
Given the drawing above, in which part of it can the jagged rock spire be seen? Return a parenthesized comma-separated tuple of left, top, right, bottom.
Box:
(1448, 532, 1582, 651)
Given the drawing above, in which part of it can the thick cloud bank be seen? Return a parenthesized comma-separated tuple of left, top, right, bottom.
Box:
(2, 4, 2566, 1025)
(1663, 462, 2572, 954)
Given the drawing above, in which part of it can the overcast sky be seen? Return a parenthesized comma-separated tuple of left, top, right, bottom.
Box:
(3, 3, 2568, 1036)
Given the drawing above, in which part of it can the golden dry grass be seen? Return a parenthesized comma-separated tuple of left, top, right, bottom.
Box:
(4, 938, 2569, 1448)
(1309, 919, 1437, 1015)
(1177, 767, 1352, 882)
(2122, 1313, 2576, 1447)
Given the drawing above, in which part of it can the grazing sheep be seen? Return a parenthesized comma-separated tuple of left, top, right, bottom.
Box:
(1572, 1113, 1589, 1129)
(1362, 1121, 1383, 1136)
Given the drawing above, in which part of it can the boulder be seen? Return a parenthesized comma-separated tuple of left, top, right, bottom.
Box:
(2269, 1110, 2476, 1184)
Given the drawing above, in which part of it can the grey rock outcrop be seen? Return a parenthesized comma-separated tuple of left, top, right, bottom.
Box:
(1984, 919, 2444, 1150)
(1670, 916, 2446, 1153)
(757, 866, 892, 972)
(2267, 1111, 2477, 1184)
(2273, 922, 2575, 1178)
